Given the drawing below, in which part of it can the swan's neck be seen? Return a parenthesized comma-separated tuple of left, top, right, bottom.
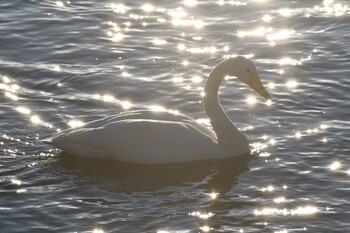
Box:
(203, 59, 248, 153)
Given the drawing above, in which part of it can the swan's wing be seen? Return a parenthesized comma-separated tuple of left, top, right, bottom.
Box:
(47, 110, 200, 141)
(49, 119, 225, 164)
(58, 110, 191, 133)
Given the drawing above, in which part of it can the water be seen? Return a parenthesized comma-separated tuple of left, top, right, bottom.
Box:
(1, 0, 349, 232)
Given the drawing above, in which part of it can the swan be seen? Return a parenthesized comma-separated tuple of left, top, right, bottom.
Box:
(44, 56, 271, 164)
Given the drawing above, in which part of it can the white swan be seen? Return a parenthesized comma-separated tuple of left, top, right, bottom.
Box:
(45, 57, 271, 164)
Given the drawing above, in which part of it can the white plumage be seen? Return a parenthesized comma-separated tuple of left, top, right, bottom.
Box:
(45, 57, 271, 164)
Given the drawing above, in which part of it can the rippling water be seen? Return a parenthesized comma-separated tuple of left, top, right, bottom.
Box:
(1, 0, 350, 232)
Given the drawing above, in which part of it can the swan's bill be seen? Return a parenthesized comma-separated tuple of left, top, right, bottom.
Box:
(249, 72, 271, 100)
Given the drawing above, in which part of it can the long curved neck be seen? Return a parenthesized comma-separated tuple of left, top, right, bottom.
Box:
(203, 59, 248, 152)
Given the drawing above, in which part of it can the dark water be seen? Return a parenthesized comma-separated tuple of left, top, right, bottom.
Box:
(1, 0, 350, 232)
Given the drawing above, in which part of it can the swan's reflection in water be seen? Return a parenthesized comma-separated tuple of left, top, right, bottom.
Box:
(59, 153, 251, 194)
(59, 153, 251, 232)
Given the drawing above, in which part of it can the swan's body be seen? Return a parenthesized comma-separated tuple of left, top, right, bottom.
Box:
(48, 110, 236, 164)
(45, 57, 271, 164)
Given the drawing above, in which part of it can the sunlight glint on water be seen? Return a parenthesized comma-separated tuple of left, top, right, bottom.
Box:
(0, 0, 349, 232)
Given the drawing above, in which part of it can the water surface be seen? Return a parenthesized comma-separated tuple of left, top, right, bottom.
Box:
(1, 0, 350, 232)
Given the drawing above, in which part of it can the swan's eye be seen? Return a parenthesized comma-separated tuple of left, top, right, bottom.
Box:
(246, 68, 251, 73)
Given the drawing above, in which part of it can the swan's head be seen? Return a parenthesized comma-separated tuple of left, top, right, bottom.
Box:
(227, 56, 271, 100)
